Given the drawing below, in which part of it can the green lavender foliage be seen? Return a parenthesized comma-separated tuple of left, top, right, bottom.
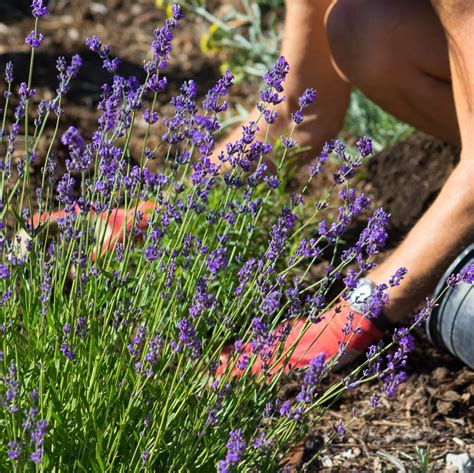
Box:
(0, 3, 437, 472)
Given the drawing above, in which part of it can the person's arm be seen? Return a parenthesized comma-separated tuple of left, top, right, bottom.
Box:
(369, 3, 474, 322)
(214, 0, 350, 162)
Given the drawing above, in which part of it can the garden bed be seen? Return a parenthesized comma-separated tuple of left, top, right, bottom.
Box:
(1, 1, 471, 470)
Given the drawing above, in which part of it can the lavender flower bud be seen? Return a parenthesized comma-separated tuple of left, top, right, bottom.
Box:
(298, 88, 316, 109)
(4, 61, 14, 84)
(31, 0, 48, 17)
(218, 429, 246, 473)
(25, 31, 44, 49)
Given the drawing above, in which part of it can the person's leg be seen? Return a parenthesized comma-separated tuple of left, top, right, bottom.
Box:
(328, 0, 474, 324)
(431, 0, 474, 154)
(212, 0, 351, 167)
(326, 0, 460, 146)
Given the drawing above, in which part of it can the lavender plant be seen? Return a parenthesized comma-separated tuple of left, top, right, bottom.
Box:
(1, 2, 472, 471)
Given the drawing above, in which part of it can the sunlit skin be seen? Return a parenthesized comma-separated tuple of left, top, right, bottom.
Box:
(215, 0, 474, 323)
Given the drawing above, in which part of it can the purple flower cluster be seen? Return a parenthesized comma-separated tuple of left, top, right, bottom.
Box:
(25, 31, 44, 49)
(0, 263, 10, 279)
(31, 0, 48, 17)
(7, 440, 21, 461)
(298, 88, 316, 109)
(149, 4, 183, 70)
(206, 246, 228, 276)
(319, 188, 371, 242)
(4, 61, 14, 85)
(203, 71, 234, 113)
(296, 353, 326, 403)
(218, 429, 246, 473)
(447, 263, 474, 287)
(60, 323, 76, 360)
(206, 381, 230, 426)
(347, 207, 391, 272)
(260, 290, 281, 316)
(356, 136, 373, 157)
(189, 277, 217, 318)
(86, 35, 120, 74)
(30, 420, 48, 463)
(3, 362, 19, 413)
(364, 326, 415, 400)
(61, 126, 91, 172)
(253, 432, 272, 451)
(262, 56, 289, 93)
(389, 267, 408, 287)
(267, 208, 298, 261)
(331, 138, 372, 184)
(56, 55, 83, 95)
(256, 56, 289, 124)
(175, 317, 201, 359)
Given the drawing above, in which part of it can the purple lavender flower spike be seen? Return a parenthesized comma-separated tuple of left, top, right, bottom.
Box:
(203, 71, 234, 113)
(461, 263, 474, 284)
(85, 35, 101, 53)
(149, 8, 182, 70)
(67, 54, 83, 77)
(218, 429, 247, 473)
(389, 267, 408, 287)
(279, 400, 292, 417)
(30, 419, 48, 463)
(261, 290, 281, 316)
(57, 55, 83, 95)
(5, 61, 14, 84)
(0, 263, 10, 279)
(60, 342, 76, 360)
(171, 4, 184, 20)
(25, 31, 44, 49)
(5, 362, 19, 413)
(141, 450, 150, 465)
(281, 136, 296, 149)
(18, 82, 36, 100)
(298, 88, 316, 109)
(145, 335, 163, 365)
(253, 432, 272, 451)
(263, 56, 290, 93)
(356, 136, 373, 157)
(31, 0, 48, 17)
(206, 246, 228, 276)
(296, 353, 326, 403)
(291, 110, 304, 124)
(7, 440, 21, 461)
(176, 317, 201, 359)
(334, 420, 345, 436)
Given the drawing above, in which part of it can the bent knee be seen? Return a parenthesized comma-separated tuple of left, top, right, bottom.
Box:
(432, 0, 474, 16)
(325, 0, 394, 84)
(432, 0, 474, 31)
(325, 0, 443, 86)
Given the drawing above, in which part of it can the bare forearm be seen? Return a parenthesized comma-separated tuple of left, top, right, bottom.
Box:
(369, 158, 474, 321)
(273, 0, 350, 150)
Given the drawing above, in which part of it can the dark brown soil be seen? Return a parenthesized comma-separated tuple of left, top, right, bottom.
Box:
(368, 133, 460, 240)
(296, 334, 474, 472)
(1, 1, 471, 471)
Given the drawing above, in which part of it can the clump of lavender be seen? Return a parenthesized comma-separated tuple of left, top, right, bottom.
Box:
(0, 2, 471, 471)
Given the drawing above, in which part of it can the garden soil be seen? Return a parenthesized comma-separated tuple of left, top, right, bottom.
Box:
(1, 1, 471, 470)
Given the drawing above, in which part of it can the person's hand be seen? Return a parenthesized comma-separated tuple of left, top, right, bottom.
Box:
(217, 298, 385, 378)
(25, 200, 155, 260)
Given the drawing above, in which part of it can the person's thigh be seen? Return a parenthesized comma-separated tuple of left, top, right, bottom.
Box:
(326, 0, 459, 145)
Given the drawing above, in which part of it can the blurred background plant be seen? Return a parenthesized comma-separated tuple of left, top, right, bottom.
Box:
(156, 0, 414, 152)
